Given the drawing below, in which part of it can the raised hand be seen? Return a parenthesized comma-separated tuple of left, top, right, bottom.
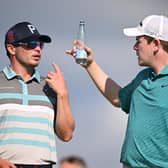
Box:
(45, 63, 68, 96)
(65, 40, 94, 68)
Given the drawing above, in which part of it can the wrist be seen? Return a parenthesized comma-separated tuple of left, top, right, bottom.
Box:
(85, 59, 95, 69)
(57, 90, 69, 98)
(83, 59, 94, 69)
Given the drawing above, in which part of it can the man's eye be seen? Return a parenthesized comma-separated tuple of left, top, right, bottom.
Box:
(136, 40, 141, 44)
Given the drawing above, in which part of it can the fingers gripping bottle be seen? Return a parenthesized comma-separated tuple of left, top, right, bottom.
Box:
(75, 20, 88, 65)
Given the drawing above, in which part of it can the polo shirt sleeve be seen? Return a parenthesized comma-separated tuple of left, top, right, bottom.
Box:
(119, 68, 149, 114)
(119, 81, 135, 114)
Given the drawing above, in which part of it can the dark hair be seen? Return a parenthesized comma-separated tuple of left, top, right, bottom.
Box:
(144, 35, 168, 53)
(60, 155, 87, 167)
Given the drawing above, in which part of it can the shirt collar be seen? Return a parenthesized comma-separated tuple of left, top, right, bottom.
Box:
(159, 65, 168, 75)
(2, 65, 41, 83)
(151, 65, 168, 80)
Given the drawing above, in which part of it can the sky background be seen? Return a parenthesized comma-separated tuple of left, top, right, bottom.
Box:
(0, 0, 167, 168)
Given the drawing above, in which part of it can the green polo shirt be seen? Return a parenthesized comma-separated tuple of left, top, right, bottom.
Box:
(119, 66, 168, 168)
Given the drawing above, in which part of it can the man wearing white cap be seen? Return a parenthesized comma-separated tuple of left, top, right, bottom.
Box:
(66, 15, 168, 168)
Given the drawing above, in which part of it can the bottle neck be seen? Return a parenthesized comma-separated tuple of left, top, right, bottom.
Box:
(78, 24, 85, 42)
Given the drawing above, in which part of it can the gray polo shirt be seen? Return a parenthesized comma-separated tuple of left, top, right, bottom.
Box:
(0, 65, 57, 164)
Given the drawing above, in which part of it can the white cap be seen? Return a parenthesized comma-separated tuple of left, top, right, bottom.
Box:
(123, 15, 168, 41)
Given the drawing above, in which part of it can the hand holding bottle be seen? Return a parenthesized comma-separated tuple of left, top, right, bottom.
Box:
(66, 20, 95, 68)
(66, 40, 94, 68)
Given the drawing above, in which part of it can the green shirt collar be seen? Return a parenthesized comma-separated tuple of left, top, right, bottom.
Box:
(151, 65, 168, 80)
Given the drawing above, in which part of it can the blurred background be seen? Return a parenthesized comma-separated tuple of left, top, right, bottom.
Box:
(0, 0, 167, 167)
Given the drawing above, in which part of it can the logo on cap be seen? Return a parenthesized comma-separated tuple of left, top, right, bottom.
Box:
(139, 21, 143, 27)
(27, 24, 36, 34)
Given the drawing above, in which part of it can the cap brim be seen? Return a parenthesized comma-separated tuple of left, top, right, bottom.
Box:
(123, 27, 143, 37)
(20, 35, 51, 43)
(38, 35, 51, 43)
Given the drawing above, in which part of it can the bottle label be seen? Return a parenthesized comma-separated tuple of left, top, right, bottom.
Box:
(76, 49, 87, 59)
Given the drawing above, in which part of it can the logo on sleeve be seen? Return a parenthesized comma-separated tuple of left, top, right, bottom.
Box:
(161, 83, 168, 88)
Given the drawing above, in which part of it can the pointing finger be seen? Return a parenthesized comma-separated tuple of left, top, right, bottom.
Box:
(52, 63, 60, 73)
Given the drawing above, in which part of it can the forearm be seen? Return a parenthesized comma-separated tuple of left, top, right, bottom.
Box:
(86, 60, 121, 107)
(55, 91, 75, 142)
(45, 64, 75, 141)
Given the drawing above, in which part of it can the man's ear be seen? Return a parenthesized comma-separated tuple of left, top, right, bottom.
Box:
(6, 44, 16, 56)
(152, 39, 161, 54)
